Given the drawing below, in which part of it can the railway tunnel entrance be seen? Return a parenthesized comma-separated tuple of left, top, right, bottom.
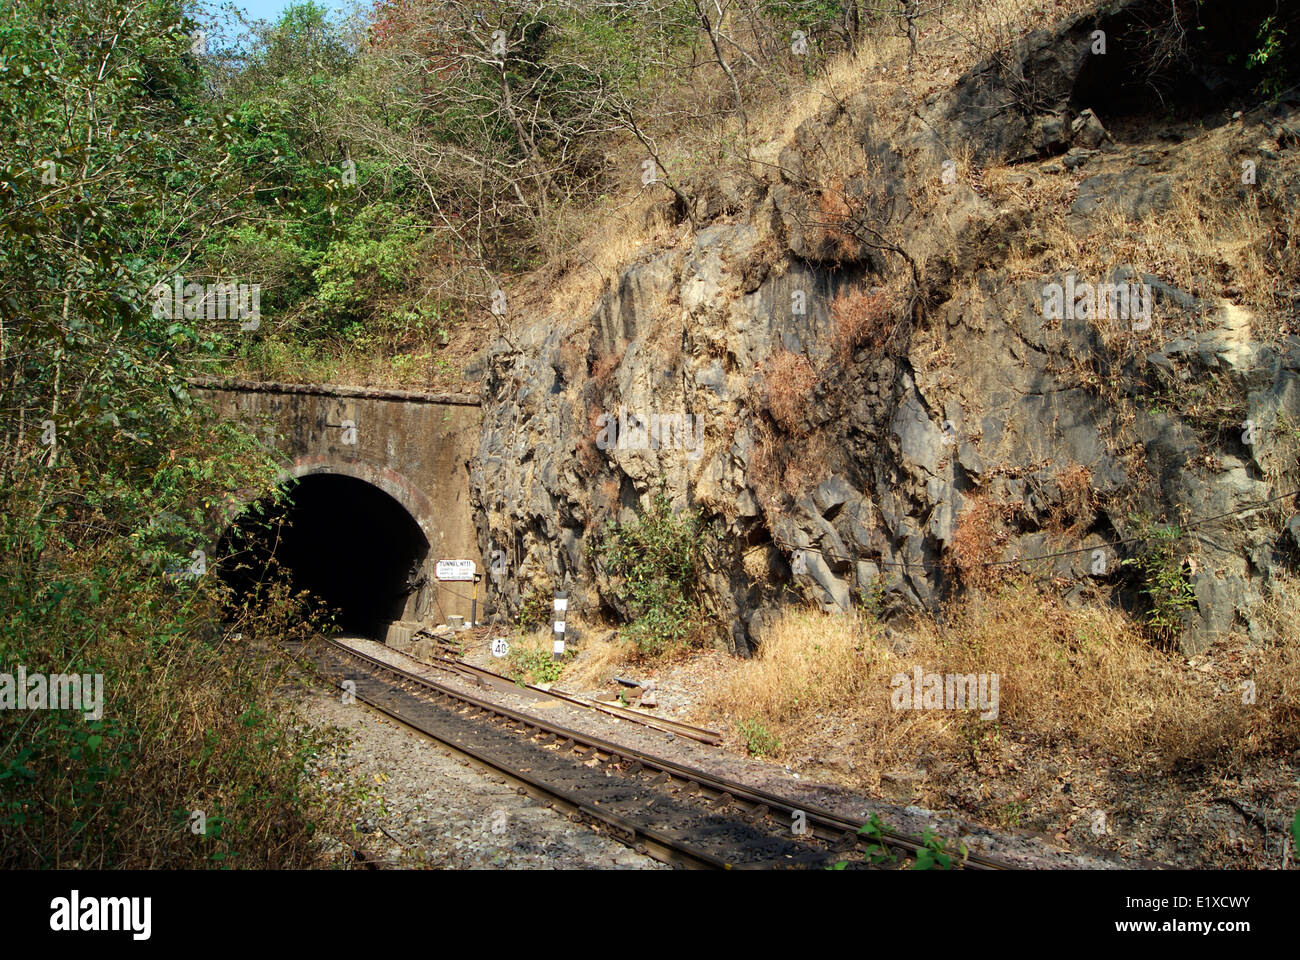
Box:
(218, 473, 431, 640)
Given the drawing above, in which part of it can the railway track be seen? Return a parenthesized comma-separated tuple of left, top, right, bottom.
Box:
(422, 651, 724, 744)
(298, 637, 1015, 870)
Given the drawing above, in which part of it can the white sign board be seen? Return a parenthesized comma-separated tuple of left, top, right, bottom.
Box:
(435, 559, 476, 582)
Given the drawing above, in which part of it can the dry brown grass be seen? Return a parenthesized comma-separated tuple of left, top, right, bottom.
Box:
(557, 334, 585, 383)
(782, 429, 830, 498)
(830, 282, 894, 365)
(763, 349, 817, 435)
(561, 628, 633, 690)
(339, 2, 1121, 403)
(751, 348, 831, 509)
(744, 0, 1085, 150)
(533, 189, 671, 324)
(750, 423, 830, 512)
(1049, 463, 1096, 537)
(982, 162, 1078, 225)
(286, 1, 1115, 398)
(816, 175, 858, 260)
(908, 140, 979, 220)
(517, 0, 1078, 321)
(707, 608, 932, 774)
(577, 400, 607, 473)
(705, 577, 1300, 786)
(1260, 411, 1300, 489)
(591, 339, 626, 392)
(945, 493, 1012, 589)
(1034, 158, 1293, 355)
(643, 288, 684, 368)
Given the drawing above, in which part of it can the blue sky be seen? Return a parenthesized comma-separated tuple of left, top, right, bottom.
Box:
(225, 0, 356, 26)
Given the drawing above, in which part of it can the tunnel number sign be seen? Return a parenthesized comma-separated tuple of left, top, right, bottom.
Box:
(435, 559, 476, 581)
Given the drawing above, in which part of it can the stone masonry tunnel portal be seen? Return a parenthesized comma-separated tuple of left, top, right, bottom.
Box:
(194, 378, 483, 645)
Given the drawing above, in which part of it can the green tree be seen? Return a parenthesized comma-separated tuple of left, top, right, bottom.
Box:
(0, 0, 341, 868)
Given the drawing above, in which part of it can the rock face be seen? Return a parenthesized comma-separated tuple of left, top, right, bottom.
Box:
(469, 0, 1300, 655)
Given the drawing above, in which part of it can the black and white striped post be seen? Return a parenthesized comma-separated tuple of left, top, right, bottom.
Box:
(552, 591, 568, 660)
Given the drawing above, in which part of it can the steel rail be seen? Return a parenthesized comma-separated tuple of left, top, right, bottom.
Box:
(307, 638, 1017, 870)
(423, 653, 724, 744)
(306, 640, 732, 868)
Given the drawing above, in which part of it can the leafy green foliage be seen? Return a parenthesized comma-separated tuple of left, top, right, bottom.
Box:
(830, 816, 966, 870)
(1121, 517, 1196, 646)
(1247, 16, 1289, 99)
(0, 0, 349, 868)
(858, 813, 899, 866)
(855, 575, 887, 620)
(594, 487, 703, 658)
(189, 0, 865, 383)
(737, 717, 780, 757)
(310, 204, 446, 345)
(760, 0, 843, 32)
(911, 827, 963, 870)
(506, 646, 566, 686)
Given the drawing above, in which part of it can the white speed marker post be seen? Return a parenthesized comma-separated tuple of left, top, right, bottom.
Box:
(553, 591, 568, 660)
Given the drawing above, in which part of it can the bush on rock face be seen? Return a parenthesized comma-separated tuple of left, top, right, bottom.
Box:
(593, 488, 704, 658)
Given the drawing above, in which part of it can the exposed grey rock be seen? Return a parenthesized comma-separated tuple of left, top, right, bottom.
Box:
(813, 475, 857, 516)
(695, 359, 727, 395)
(467, 4, 1299, 657)
(891, 385, 944, 476)
(1030, 114, 1068, 152)
(1070, 109, 1110, 149)
(802, 548, 852, 611)
(1071, 168, 1173, 223)
(746, 605, 782, 646)
(1185, 574, 1246, 654)
(855, 560, 881, 590)
(1063, 147, 1099, 171)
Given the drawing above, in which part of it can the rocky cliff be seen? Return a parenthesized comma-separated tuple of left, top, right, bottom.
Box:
(468, 0, 1300, 655)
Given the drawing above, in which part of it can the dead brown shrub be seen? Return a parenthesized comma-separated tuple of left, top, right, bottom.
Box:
(1049, 463, 1096, 536)
(577, 402, 606, 473)
(750, 425, 830, 512)
(763, 350, 817, 435)
(946, 494, 1010, 589)
(817, 176, 858, 260)
(831, 283, 893, 364)
(591, 339, 627, 393)
(557, 335, 585, 383)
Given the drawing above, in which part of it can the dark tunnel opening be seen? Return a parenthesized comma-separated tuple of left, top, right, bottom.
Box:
(217, 473, 430, 640)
